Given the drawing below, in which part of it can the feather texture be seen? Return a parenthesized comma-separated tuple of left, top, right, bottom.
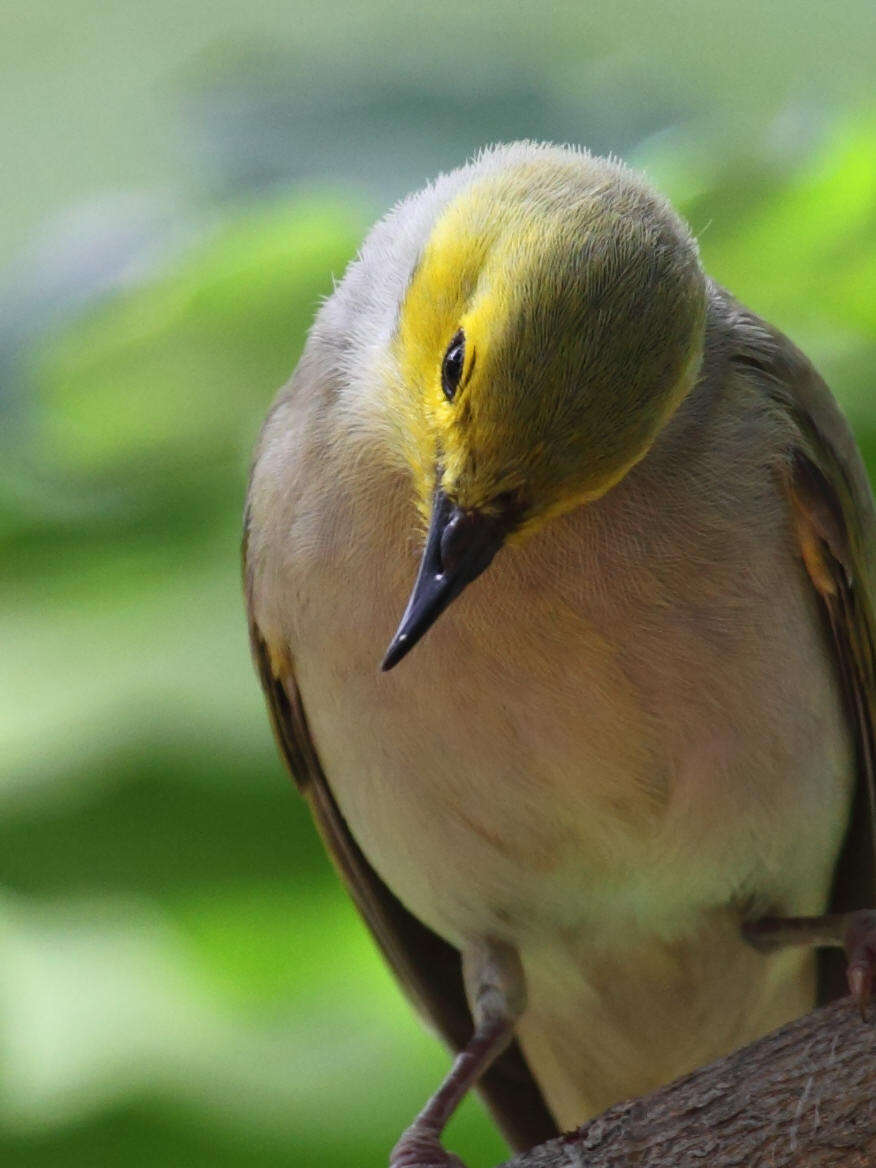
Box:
(243, 146, 875, 1143)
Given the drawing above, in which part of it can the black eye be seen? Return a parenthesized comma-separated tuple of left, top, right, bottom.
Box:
(441, 330, 465, 402)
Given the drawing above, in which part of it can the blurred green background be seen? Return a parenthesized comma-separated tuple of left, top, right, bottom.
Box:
(2, 3, 875, 1166)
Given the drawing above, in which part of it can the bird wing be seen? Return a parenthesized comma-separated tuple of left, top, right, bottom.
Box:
(242, 525, 558, 1153)
(728, 296, 876, 1001)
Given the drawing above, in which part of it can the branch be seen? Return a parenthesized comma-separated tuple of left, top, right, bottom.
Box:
(501, 998, 876, 1168)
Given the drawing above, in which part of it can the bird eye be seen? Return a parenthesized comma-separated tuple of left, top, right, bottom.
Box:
(441, 330, 465, 402)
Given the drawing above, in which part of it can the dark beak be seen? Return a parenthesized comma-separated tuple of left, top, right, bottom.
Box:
(381, 488, 516, 671)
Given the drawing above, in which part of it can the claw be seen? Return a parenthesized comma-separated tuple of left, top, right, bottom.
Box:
(847, 964, 871, 1021)
(390, 1123, 467, 1168)
(843, 910, 876, 1022)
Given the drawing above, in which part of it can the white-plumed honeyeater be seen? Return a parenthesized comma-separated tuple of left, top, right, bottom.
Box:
(244, 144, 876, 1167)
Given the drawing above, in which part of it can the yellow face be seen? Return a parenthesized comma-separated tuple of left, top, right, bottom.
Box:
(391, 159, 707, 539)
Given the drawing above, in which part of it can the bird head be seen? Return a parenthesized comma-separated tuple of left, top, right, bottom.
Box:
(382, 153, 707, 669)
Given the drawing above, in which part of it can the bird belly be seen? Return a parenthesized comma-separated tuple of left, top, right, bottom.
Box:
(515, 916, 816, 1128)
(270, 478, 854, 1126)
(291, 493, 851, 944)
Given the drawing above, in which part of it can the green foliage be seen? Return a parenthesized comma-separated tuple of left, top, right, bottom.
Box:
(2, 116, 874, 1168)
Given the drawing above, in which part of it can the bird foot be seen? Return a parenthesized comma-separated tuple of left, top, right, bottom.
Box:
(389, 1122, 467, 1168)
(744, 908, 876, 1020)
(844, 910, 876, 1020)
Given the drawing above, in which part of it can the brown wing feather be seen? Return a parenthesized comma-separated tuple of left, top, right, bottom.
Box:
(243, 523, 557, 1153)
(727, 296, 876, 1002)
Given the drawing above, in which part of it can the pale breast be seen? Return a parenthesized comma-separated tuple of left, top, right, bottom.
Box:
(247, 361, 860, 1129)
(251, 386, 853, 958)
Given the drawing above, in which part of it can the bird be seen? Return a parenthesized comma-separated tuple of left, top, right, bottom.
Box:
(243, 142, 876, 1168)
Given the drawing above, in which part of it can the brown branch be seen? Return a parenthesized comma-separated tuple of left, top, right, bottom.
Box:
(500, 998, 876, 1168)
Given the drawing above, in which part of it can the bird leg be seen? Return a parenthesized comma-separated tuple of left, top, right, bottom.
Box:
(389, 939, 527, 1168)
(744, 909, 876, 1018)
